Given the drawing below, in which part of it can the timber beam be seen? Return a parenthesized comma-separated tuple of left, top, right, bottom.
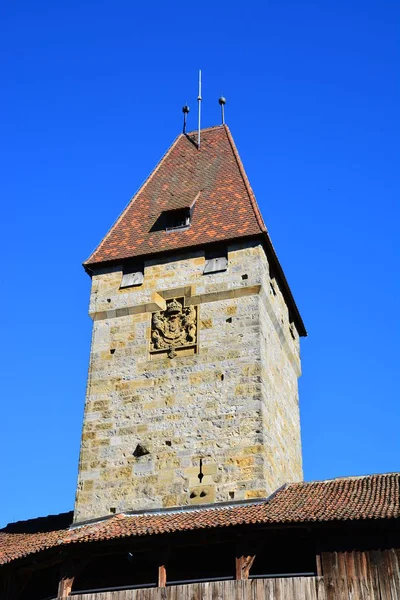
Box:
(235, 555, 256, 580)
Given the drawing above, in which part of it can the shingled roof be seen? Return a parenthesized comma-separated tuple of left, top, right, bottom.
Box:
(84, 125, 306, 336)
(1, 473, 399, 565)
(85, 126, 265, 266)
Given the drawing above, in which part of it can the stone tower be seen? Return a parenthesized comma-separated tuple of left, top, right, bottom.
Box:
(74, 125, 306, 524)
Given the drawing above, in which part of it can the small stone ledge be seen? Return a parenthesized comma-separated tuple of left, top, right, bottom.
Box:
(90, 285, 261, 321)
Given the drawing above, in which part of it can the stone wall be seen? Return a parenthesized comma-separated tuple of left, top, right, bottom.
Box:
(73, 241, 302, 523)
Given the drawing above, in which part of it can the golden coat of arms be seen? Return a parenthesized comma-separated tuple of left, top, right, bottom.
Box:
(150, 298, 197, 358)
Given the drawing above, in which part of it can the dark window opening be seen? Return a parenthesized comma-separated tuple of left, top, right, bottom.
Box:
(166, 208, 191, 231)
(120, 261, 144, 288)
(250, 536, 317, 578)
(150, 206, 194, 233)
(18, 565, 59, 600)
(73, 553, 158, 593)
(204, 246, 228, 274)
(167, 543, 235, 584)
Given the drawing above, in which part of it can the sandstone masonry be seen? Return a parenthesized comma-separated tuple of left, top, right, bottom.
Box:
(74, 240, 302, 523)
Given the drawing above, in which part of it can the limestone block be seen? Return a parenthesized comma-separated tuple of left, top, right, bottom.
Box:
(73, 242, 303, 523)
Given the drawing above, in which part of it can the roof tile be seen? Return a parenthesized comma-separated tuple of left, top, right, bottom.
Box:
(1, 473, 399, 565)
(84, 126, 265, 266)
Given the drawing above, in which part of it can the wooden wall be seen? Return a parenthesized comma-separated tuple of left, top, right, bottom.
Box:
(68, 577, 326, 600)
(321, 548, 400, 599)
(63, 550, 400, 599)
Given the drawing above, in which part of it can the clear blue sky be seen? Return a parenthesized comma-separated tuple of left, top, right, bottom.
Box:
(1, 1, 399, 527)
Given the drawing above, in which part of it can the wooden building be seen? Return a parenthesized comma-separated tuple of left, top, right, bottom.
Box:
(1, 123, 399, 599)
(1, 473, 400, 599)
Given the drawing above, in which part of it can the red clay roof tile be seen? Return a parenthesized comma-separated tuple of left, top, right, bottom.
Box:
(84, 126, 265, 266)
(1, 473, 399, 565)
(83, 124, 306, 336)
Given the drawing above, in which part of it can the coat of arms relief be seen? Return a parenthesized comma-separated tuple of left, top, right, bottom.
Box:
(150, 298, 198, 358)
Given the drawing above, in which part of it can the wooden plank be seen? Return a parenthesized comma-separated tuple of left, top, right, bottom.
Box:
(322, 551, 338, 600)
(158, 565, 167, 588)
(210, 580, 219, 600)
(367, 550, 381, 600)
(61, 580, 332, 600)
(234, 579, 245, 600)
(293, 576, 302, 600)
(171, 583, 180, 600)
(316, 554, 323, 577)
(214, 581, 224, 600)
(58, 563, 75, 598)
(375, 550, 392, 600)
(315, 576, 327, 600)
(180, 582, 188, 600)
(273, 577, 283, 600)
(252, 578, 262, 600)
(265, 577, 275, 600)
(388, 548, 400, 600)
(235, 556, 256, 580)
(235, 557, 242, 581)
(307, 576, 318, 600)
(160, 586, 168, 600)
(201, 580, 211, 600)
(189, 582, 200, 600)
(335, 552, 349, 600)
(248, 578, 256, 600)
(384, 549, 399, 600)
(347, 550, 364, 600)
(356, 552, 372, 600)
(292, 576, 303, 600)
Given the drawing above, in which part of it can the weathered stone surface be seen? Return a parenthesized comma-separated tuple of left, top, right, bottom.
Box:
(73, 241, 302, 523)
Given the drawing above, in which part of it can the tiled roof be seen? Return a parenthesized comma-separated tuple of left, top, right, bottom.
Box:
(84, 124, 306, 336)
(84, 126, 265, 266)
(1, 474, 399, 565)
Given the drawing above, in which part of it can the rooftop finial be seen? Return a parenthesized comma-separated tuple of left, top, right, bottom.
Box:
(219, 96, 226, 125)
(197, 70, 202, 149)
(182, 104, 190, 134)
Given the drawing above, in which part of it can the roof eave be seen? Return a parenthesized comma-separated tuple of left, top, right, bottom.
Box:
(82, 232, 307, 337)
(262, 231, 307, 337)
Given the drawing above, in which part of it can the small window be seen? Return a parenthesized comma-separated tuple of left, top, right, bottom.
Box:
(204, 247, 228, 274)
(120, 262, 144, 288)
(165, 208, 191, 231)
(149, 201, 196, 233)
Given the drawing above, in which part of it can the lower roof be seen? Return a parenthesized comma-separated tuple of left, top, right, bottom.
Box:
(1, 473, 399, 566)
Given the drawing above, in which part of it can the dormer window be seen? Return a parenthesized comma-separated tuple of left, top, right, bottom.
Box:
(149, 195, 197, 233)
(165, 208, 191, 232)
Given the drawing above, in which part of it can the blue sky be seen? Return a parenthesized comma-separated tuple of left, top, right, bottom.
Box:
(1, 1, 399, 527)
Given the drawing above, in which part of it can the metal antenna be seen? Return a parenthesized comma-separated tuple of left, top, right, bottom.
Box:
(219, 96, 226, 125)
(197, 70, 202, 149)
(182, 104, 190, 134)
